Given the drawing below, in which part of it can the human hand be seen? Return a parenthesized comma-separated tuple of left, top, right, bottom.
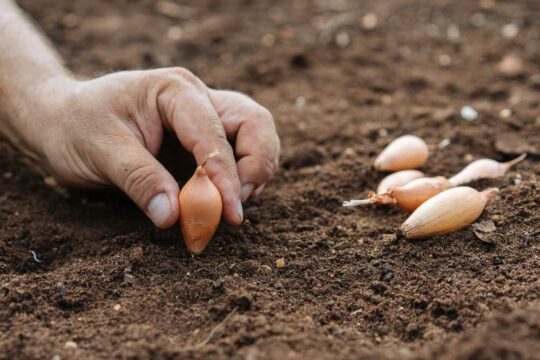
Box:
(18, 68, 280, 228)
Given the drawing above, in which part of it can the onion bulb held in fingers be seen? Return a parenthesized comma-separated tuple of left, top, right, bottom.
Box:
(401, 187, 499, 239)
(373, 135, 429, 171)
(343, 176, 452, 213)
(179, 150, 222, 255)
(449, 153, 527, 186)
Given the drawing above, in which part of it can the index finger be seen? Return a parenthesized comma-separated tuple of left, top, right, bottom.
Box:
(209, 90, 280, 201)
(157, 71, 243, 225)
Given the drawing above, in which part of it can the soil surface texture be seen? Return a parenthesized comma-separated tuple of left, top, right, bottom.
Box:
(1, 0, 540, 359)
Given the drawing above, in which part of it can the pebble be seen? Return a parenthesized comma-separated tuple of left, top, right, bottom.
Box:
(113, 304, 121, 311)
(460, 106, 478, 121)
(295, 96, 306, 109)
(499, 108, 512, 118)
(497, 54, 524, 77)
(64, 341, 78, 349)
(275, 258, 286, 268)
(44, 176, 58, 188)
(362, 13, 378, 30)
(438, 54, 451, 66)
(438, 138, 451, 149)
(501, 23, 519, 39)
(259, 264, 272, 274)
(342, 147, 356, 157)
(261, 34, 275, 47)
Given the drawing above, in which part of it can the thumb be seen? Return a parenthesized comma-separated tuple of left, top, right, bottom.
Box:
(95, 138, 180, 228)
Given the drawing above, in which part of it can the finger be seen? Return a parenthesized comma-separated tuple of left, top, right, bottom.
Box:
(158, 72, 243, 225)
(209, 90, 280, 201)
(93, 135, 180, 229)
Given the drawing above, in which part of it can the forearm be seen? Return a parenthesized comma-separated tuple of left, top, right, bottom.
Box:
(0, 0, 74, 157)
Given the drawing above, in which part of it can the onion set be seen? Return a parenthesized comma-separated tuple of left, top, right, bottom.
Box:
(343, 134, 527, 239)
(401, 187, 498, 239)
(179, 150, 222, 255)
(449, 153, 526, 186)
(343, 176, 452, 213)
(373, 135, 429, 171)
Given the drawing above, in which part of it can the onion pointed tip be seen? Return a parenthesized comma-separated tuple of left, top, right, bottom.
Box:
(480, 187, 499, 200)
(504, 153, 527, 168)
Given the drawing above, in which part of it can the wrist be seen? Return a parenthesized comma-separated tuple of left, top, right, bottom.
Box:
(0, 74, 79, 160)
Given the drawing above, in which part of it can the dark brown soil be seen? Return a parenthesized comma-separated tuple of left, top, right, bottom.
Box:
(1, 0, 540, 359)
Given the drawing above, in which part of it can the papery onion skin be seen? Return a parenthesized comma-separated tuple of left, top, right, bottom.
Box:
(390, 176, 452, 213)
(373, 135, 429, 171)
(179, 160, 222, 255)
(401, 187, 498, 239)
(449, 153, 526, 186)
(376, 170, 425, 194)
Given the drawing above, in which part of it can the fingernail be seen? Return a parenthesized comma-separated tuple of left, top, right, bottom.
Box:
(241, 183, 254, 202)
(236, 198, 244, 223)
(147, 193, 171, 227)
(254, 183, 266, 197)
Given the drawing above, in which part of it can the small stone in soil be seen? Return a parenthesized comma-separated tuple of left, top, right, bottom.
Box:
(44, 176, 58, 187)
(362, 13, 378, 30)
(460, 106, 478, 121)
(499, 108, 512, 118)
(438, 138, 451, 148)
(64, 341, 78, 349)
(259, 264, 272, 274)
(275, 258, 286, 268)
(501, 23, 519, 38)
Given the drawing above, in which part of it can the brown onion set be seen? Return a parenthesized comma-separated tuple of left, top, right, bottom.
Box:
(343, 135, 526, 238)
(179, 150, 222, 255)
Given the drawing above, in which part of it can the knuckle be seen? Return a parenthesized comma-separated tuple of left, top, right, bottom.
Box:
(249, 106, 274, 125)
(168, 67, 202, 88)
(139, 70, 166, 88)
(123, 164, 160, 202)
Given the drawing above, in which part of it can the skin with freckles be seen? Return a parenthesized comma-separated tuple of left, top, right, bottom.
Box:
(0, 0, 280, 229)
